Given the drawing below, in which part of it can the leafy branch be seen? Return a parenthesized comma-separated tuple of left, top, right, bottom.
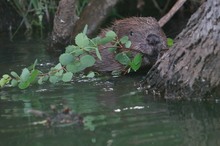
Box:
(0, 26, 143, 89)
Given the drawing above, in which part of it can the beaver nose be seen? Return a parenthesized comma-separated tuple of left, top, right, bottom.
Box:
(146, 34, 160, 46)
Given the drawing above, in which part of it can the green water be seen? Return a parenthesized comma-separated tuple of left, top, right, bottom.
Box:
(0, 38, 220, 146)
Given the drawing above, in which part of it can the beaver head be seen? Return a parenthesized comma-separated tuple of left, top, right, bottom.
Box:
(93, 17, 167, 72)
(112, 17, 167, 63)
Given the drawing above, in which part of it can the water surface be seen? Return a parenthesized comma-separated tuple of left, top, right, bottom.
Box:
(0, 38, 220, 146)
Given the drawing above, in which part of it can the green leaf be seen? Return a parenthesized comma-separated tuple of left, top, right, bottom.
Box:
(55, 69, 63, 77)
(108, 47, 117, 53)
(97, 31, 117, 45)
(115, 52, 131, 65)
(98, 37, 113, 45)
(59, 53, 74, 65)
(0, 78, 5, 87)
(106, 30, 117, 38)
(83, 24, 88, 35)
(167, 38, 174, 47)
(86, 72, 95, 78)
(130, 53, 142, 71)
(65, 45, 76, 53)
(38, 77, 43, 85)
(75, 33, 90, 48)
(3, 74, 10, 80)
(27, 59, 38, 70)
(62, 72, 73, 82)
(95, 48, 102, 60)
(73, 49, 84, 56)
(18, 67, 39, 89)
(18, 81, 30, 89)
(91, 36, 101, 44)
(38, 75, 49, 85)
(33, 59, 38, 70)
(66, 63, 76, 73)
(42, 75, 49, 81)
(54, 63, 62, 70)
(11, 79, 18, 87)
(65, 45, 84, 56)
(11, 71, 19, 79)
(49, 76, 59, 84)
(1, 74, 11, 87)
(80, 55, 96, 68)
(84, 47, 93, 51)
(29, 69, 40, 83)
(120, 36, 129, 44)
(20, 68, 30, 82)
(133, 53, 142, 65)
(125, 41, 132, 48)
(66, 61, 85, 73)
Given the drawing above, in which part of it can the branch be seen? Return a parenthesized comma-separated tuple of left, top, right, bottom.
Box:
(158, 0, 187, 27)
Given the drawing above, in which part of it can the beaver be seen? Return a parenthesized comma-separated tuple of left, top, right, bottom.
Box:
(92, 17, 167, 72)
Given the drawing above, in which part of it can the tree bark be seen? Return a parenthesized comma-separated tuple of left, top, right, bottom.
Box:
(71, 0, 120, 40)
(48, 0, 120, 53)
(47, 0, 78, 54)
(141, 0, 220, 99)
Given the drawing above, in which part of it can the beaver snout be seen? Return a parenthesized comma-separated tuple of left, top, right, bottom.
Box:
(146, 34, 161, 46)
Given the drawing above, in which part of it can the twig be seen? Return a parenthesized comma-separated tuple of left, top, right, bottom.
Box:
(158, 0, 187, 27)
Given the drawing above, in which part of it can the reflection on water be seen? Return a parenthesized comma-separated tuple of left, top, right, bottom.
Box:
(0, 38, 220, 146)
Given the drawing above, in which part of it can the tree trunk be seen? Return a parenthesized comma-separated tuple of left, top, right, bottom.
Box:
(71, 0, 120, 39)
(141, 0, 220, 99)
(48, 0, 120, 53)
(47, 0, 78, 54)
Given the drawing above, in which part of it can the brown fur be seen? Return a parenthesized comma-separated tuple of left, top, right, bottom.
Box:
(92, 17, 167, 72)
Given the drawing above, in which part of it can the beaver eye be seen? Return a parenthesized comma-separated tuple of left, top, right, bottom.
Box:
(129, 31, 133, 36)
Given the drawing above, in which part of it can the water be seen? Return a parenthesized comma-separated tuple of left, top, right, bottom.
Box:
(0, 37, 220, 146)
